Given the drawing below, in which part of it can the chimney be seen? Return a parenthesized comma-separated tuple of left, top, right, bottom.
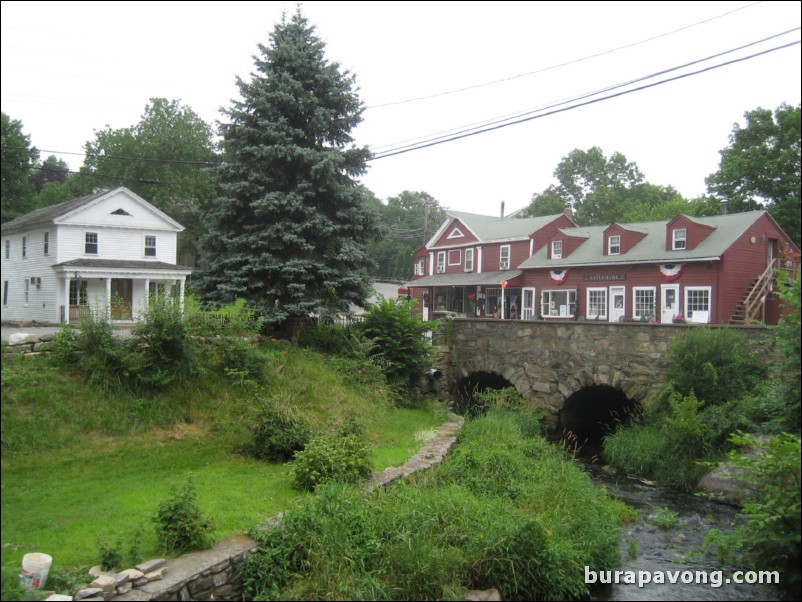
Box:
(500, 200, 505, 219)
(563, 202, 573, 221)
(720, 199, 729, 215)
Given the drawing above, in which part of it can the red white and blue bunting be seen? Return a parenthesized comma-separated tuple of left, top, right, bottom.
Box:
(549, 269, 569, 284)
(659, 263, 684, 281)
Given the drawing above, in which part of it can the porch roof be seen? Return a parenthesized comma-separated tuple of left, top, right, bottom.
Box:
(52, 258, 192, 277)
(407, 270, 522, 288)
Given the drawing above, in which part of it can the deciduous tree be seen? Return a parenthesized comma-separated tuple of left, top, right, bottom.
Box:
(198, 8, 378, 327)
(706, 103, 801, 246)
(1, 112, 39, 222)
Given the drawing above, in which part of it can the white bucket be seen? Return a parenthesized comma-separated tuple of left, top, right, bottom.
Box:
(20, 552, 52, 590)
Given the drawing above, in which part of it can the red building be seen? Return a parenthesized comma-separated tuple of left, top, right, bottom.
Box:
(407, 208, 798, 325)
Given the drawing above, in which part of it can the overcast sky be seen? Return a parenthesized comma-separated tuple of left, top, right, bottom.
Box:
(2, 1, 800, 215)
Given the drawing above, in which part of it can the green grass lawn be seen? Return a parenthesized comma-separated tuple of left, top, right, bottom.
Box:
(1, 346, 446, 579)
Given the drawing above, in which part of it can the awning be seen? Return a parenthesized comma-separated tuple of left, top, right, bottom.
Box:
(406, 270, 523, 288)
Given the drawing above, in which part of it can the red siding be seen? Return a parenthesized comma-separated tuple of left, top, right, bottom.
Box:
(482, 241, 530, 272)
(531, 215, 576, 253)
(432, 219, 479, 247)
(604, 224, 646, 255)
(666, 215, 715, 252)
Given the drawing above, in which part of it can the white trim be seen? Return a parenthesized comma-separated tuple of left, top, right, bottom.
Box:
(447, 227, 465, 239)
(447, 249, 462, 266)
(540, 288, 577, 318)
(551, 240, 563, 259)
(499, 244, 510, 270)
(586, 287, 608, 320)
(464, 248, 474, 272)
(685, 286, 712, 323)
(672, 228, 687, 250)
(633, 286, 657, 321)
(608, 234, 621, 255)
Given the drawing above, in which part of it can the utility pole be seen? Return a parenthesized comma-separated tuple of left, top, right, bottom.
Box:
(423, 202, 430, 247)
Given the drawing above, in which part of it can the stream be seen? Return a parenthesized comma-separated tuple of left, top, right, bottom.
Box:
(584, 463, 786, 601)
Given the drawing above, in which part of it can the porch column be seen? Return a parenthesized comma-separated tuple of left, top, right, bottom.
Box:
(178, 277, 186, 315)
(105, 278, 112, 321)
(64, 277, 71, 325)
(144, 278, 150, 307)
(477, 246, 483, 273)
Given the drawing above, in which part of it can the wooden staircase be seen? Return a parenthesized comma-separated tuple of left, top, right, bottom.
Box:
(728, 258, 787, 325)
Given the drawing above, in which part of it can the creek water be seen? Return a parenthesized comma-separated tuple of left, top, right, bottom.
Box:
(584, 463, 786, 601)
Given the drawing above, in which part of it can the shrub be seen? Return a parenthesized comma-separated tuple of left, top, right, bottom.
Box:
(358, 297, 437, 387)
(705, 432, 801, 595)
(244, 398, 312, 462)
(128, 294, 195, 391)
(663, 327, 765, 409)
(292, 433, 373, 491)
(153, 478, 215, 555)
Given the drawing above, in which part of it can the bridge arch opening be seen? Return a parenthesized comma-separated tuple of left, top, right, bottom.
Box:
(453, 371, 514, 416)
(557, 385, 641, 456)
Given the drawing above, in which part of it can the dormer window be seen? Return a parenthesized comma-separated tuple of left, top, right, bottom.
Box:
(673, 228, 687, 250)
(551, 240, 563, 259)
(608, 235, 621, 255)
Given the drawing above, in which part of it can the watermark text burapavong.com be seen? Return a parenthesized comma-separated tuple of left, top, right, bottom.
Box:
(585, 567, 780, 588)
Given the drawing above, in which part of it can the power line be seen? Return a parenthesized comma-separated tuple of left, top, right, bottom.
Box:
(365, 0, 765, 110)
(369, 38, 800, 161)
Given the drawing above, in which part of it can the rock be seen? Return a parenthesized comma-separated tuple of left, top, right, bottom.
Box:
(8, 333, 39, 346)
(465, 588, 501, 601)
(135, 558, 167, 573)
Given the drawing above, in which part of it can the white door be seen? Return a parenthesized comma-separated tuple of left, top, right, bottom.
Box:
(609, 286, 626, 322)
(661, 284, 680, 324)
(522, 287, 536, 320)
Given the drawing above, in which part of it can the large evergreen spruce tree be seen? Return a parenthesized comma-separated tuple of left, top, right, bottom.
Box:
(198, 9, 377, 327)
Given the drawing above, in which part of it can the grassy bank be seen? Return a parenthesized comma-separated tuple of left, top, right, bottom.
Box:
(1, 344, 445, 581)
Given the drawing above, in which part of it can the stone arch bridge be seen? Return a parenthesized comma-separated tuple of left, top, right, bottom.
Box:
(432, 319, 771, 435)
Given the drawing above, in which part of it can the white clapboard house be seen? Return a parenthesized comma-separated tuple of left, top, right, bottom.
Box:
(2, 187, 191, 325)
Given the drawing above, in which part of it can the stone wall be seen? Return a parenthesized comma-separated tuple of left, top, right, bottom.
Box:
(4, 332, 56, 358)
(437, 319, 774, 420)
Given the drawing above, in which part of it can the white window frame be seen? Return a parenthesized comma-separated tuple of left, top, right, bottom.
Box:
(551, 240, 563, 259)
(145, 235, 157, 257)
(586, 287, 608, 320)
(85, 231, 98, 255)
(540, 289, 577, 318)
(24, 278, 29, 305)
(685, 286, 712, 323)
(43, 231, 49, 256)
(447, 227, 464, 239)
(414, 259, 425, 276)
(608, 235, 621, 255)
(464, 248, 474, 272)
(499, 245, 510, 270)
(448, 249, 461, 266)
(633, 287, 657, 321)
(436, 251, 446, 273)
(673, 228, 687, 250)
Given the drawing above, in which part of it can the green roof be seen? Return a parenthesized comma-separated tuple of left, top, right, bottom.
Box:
(434, 211, 567, 243)
(518, 211, 768, 268)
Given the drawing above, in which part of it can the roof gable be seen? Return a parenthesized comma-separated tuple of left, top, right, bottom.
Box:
(428, 211, 571, 247)
(1, 187, 184, 234)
